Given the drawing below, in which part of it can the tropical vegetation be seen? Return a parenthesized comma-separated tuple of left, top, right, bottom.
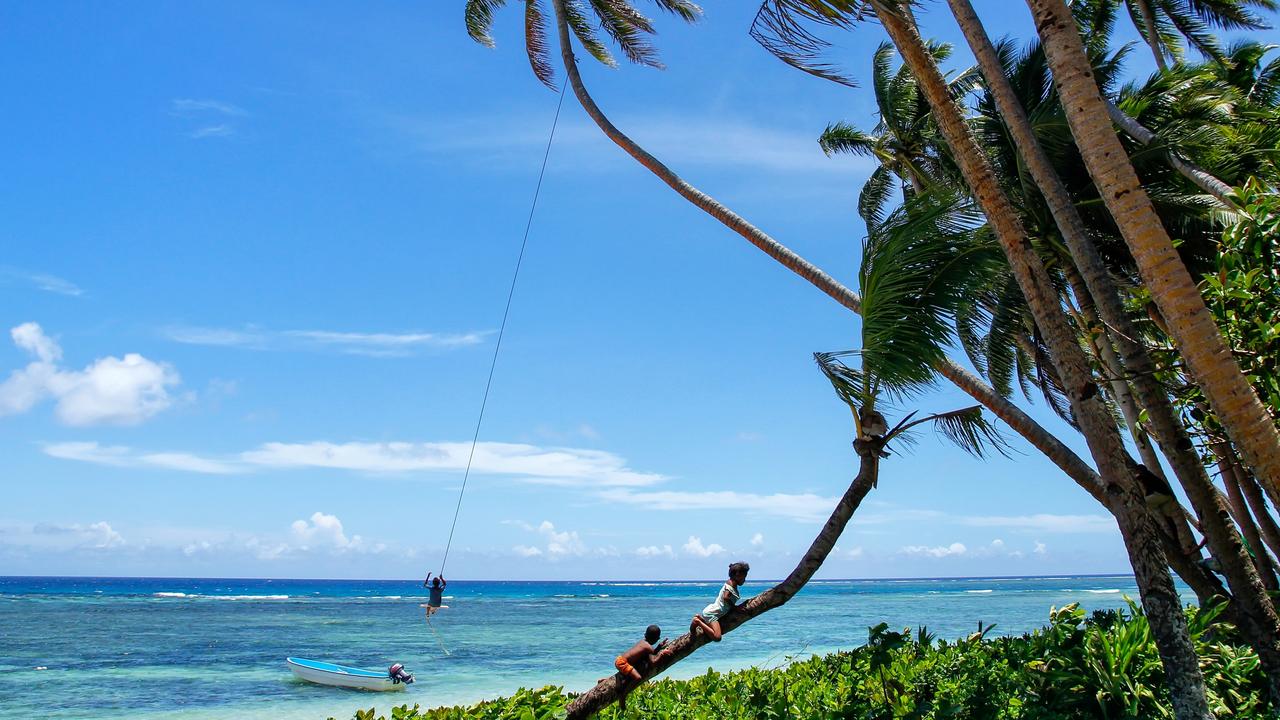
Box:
(458, 0, 1280, 717)
(338, 601, 1269, 719)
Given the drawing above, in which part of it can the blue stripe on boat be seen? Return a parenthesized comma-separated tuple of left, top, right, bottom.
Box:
(287, 657, 387, 678)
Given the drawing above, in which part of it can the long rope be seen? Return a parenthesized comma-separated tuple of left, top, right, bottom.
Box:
(438, 77, 569, 577)
(425, 614, 452, 656)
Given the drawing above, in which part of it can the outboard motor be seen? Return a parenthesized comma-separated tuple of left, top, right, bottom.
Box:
(388, 663, 415, 685)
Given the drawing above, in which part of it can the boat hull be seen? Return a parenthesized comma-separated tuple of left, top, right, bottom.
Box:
(286, 657, 406, 692)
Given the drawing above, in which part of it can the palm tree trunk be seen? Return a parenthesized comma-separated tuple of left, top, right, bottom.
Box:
(563, 444, 881, 718)
(1219, 450, 1280, 591)
(1025, 0, 1280, 512)
(1063, 264, 1164, 474)
(876, 5, 1213, 718)
(544, 0, 1107, 502)
(950, 0, 1280, 699)
(1103, 102, 1236, 208)
(1240, 465, 1280, 561)
(546, 7, 1219, 715)
(1131, 0, 1170, 71)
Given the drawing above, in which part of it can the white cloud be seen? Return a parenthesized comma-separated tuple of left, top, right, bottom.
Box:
(43, 438, 664, 487)
(0, 267, 84, 297)
(511, 520, 588, 558)
(14, 323, 63, 362)
(171, 99, 247, 116)
(190, 124, 234, 139)
(847, 545, 864, 558)
(163, 326, 264, 347)
(171, 99, 247, 140)
(291, 512, 350, 548)
(141, 452, 239, 474)
(1034, 541, 1047, 555)
(4, 521, 127, 550)
(42, 442, 238, 474)
(901, 542, 967, 558)
(0, 323, 179, 426)
(285, 330, 485, 356)
(635, 544, 675, 558)
(750, 532, 764, 547)
(241, 441, 664, 486)
(163, 325, 486, 357)
(683, 536, 726, 558)
(958, 514, 1115, 534)
(392, 113, 875, 176)
(599, 488, 835, 522)
(218, 512, 383, 559)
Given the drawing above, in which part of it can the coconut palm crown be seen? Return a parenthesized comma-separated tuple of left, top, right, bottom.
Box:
(465, 0, 701, 87)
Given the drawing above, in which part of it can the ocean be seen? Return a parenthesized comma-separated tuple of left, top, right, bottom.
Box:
(0, 575, 1175, 720)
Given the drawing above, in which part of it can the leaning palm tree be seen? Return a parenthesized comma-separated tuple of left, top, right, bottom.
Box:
(949, 0, 1280, 697)
(463, 9, 1231, 710)
(565, 189, 1009, 718)
(752, 2, 1216, 717)
(462, 0, 1100, 500)
(1025, 0, 1280, 539)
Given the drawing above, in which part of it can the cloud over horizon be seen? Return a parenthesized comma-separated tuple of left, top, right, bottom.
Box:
(42, 439, 668, 487)
(0, 323, 179, 426)
(163, 325, 488, 357)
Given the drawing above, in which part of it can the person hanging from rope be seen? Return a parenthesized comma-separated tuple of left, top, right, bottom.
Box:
(690, 562, 750, 642)
(421, 573, 448, 619)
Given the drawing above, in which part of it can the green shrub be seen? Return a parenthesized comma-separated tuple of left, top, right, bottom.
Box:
(337, 601, 1269, 720)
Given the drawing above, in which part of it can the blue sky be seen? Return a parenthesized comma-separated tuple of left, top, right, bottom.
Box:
(0, 1, 1242, 580)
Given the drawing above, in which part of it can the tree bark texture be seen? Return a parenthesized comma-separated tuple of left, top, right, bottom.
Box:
(952, 0, 1280, 699)
(1240, 463, 1280, 561)
(879, 5, 1213, 718)
(1027, 0, 1280, 512)
(563, 449, 880, 718)
(1221, 455, 1280, 590)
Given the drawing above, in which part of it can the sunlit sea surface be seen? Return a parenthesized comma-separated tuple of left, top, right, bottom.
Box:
(0, 575, 1183, 720)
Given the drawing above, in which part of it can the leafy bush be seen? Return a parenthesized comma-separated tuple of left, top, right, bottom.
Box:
(336, 601, 1269, 719)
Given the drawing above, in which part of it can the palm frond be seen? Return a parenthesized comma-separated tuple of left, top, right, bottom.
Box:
(748, 0, 872, 86)
(648, 0, 703, 21)
(1162, 3, 1225, 61)
(565, 0, 617, 66)
(814, 351, 872, 429)
(859, 190, 1001, 398)
(1178, 0, 1276, 31)
(525, 0, 556, 88)
(858, 165, 897, 229)
(885, 405, 1013, 459)
(1031, 327, 1080, 428)
(819, 122, 880, 157)
(1074, 0, 1120, 57)
(590, 0, 662, 68)
(466, 0, 510, 48)
(871, 42, 897, 126)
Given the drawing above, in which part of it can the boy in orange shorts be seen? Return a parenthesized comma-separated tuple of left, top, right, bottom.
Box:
(606, 624, 671, 710)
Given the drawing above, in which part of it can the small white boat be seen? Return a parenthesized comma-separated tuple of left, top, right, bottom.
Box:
(286, 657, 414, 691)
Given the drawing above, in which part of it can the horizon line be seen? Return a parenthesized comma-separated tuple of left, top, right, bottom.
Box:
(0, 571, 1140, 584)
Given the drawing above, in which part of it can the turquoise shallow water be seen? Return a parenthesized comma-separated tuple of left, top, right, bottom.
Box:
(0, 575, 1179, 719)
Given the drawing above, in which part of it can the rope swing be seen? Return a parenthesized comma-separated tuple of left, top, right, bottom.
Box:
(436, 77, 569, 579)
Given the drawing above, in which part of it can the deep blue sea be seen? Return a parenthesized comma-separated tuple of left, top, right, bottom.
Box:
(0, 575, 1179, 719)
